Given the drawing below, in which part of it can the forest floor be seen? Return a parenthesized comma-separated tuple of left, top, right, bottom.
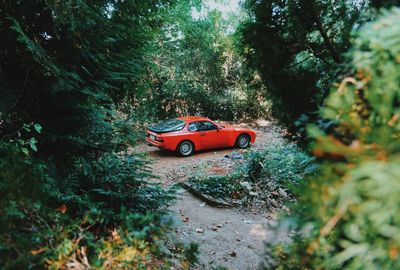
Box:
(134, 120, 287, 269)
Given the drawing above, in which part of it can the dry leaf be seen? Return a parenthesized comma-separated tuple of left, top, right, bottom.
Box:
(231, 191, 241, 199)
(31, 247, 46, 255)
(111, 229, 120, 241)
(55, 204, 67, 214)
(228, 251, 237, 257)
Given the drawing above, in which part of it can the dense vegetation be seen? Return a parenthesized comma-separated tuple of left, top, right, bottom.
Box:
(128, 2, 269, 121)
(187, 141, 314, 209)
(237, 0, 398, 127)
(236, 1, 400, 268)
(268, 8, 400, 269)
(0, 0, 268, 268)
(1, 0, 400, 269)
(0, 1, 185, 268)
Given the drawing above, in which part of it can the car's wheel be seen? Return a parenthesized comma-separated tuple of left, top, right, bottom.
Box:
(177, 141, 194, 156)
(236, 134, 250, 149)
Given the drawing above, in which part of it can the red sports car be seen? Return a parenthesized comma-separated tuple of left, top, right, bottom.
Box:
(145, 116, 256, 156)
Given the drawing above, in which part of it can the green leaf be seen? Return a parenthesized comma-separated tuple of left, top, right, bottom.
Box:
(34, 123, 42, 134)
(22, 123, 31, 132)
(30, 137, 38, 152)
(21, 147, 29, 156)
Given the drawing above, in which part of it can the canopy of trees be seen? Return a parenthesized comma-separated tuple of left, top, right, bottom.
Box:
(128, 2, 269, 121)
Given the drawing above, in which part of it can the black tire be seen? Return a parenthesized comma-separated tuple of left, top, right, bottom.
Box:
(236, 134, 250, 149)
(177, 141, 195, 156)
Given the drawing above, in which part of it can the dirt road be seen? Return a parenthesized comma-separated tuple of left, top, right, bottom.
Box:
(134, 120, 286, 269)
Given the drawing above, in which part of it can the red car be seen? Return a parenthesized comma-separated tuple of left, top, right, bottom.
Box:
(146, 116, 256, 156)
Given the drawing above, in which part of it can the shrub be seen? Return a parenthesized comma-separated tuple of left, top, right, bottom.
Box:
(269, 8, 400, 269)
(187, 141, 314, 210)
(0, 128, 177, 269)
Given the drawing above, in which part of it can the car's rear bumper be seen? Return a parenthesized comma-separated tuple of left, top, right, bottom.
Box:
(145, 137, 165, 148)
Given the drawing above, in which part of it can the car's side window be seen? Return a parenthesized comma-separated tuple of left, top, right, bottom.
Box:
(197, 121, 218, 131)
(187, 122, 198, 131)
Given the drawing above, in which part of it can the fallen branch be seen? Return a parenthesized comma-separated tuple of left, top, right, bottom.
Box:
(179, 182, 239, 208)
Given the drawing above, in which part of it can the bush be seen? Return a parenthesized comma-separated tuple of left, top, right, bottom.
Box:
(0, 128, 177, 269)
(53, 151, 174, 225)
(45, 211, 176, 270)
(187, 141, 314, 210)
(243, 142, 315, 186)
(269, 8, 400, 269)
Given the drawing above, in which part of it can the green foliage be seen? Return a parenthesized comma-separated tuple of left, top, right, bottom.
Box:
(243, 142, 315, 185)
(133, 3, 270, 121)
(53, 152, 174, 224)
(188, 174, 245, 203)
(236, 0, 398, 126)
(43, 211, 177, 270)
(1, 0, 175, 157)
(0, 126, 177, 269)
(269, 8, 400, 269)
(187, 142, 314, 208)
(0, 0, 194, 268)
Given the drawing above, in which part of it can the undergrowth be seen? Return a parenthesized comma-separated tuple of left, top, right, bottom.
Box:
(186, 141, 315, 210)
(0, 138, 197, 269)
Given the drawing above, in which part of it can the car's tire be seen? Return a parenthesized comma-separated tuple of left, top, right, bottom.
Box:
(236, 134, 250, 149)
(177, 140, 195, 156)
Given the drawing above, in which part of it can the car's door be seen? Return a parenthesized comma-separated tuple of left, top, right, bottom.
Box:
(195, 121, 227, 149)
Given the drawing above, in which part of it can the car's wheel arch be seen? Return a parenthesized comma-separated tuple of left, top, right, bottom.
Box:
(176, 139, 195, 149)
(237, 132, 251, 140)
(175, 139, 196, 150)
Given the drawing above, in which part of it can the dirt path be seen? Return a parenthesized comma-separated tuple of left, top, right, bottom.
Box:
(171, 189, 289, 269)
(134, 120, 286, 269)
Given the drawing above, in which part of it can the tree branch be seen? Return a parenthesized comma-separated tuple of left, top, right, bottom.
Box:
(8, 69, 30, 112)
(310, 3, 341, 63)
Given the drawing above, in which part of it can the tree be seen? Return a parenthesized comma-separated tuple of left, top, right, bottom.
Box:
(133, 2, 269, 121)
(0, 1, 181, 268)
(237, 0, 380, 126)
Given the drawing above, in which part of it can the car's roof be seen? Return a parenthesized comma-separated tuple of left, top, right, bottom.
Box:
(177, 116, 210, 122)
